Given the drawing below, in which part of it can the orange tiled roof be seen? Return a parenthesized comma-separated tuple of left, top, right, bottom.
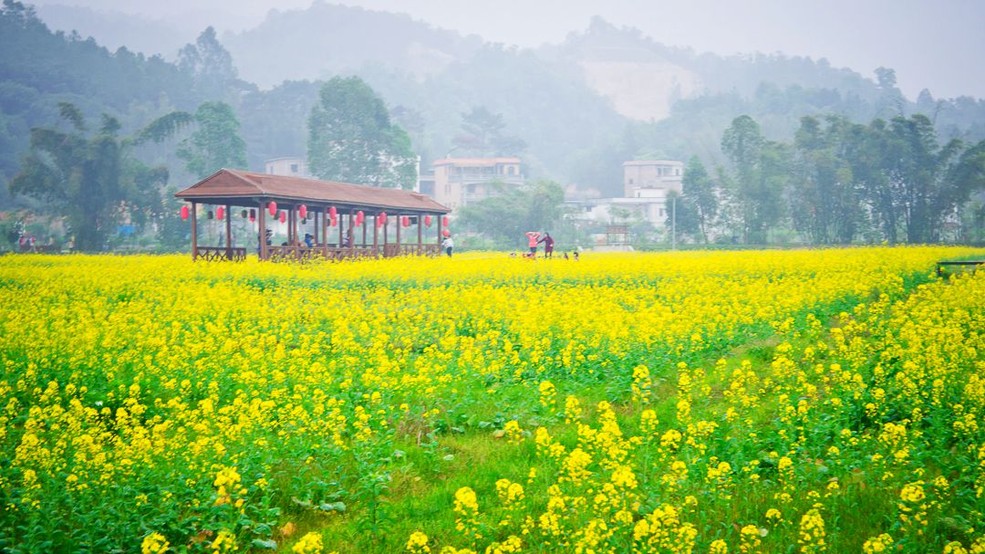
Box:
(175, 169, 449, 213)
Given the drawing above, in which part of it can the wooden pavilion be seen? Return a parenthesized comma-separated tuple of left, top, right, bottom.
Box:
(175, 168, 451, 261)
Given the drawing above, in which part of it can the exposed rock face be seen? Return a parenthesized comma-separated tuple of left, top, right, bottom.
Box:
(579, 59, 702, 121)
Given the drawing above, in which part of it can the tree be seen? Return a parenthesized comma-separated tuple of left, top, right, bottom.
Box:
(307, 76, 417, 189)
(177, 101, 247, 178)
(458, 180, 564, 249)
(883, 114, 985, 243)
(9, 103, 179, 251)
(664, 190, 699, 245)
(720, 115, 787, 243)
(790, 115, 864, 244)
(452, 106, 526, 157)
(177, 27, 242, 101)
(678, 156, 719, 243)
(874, 67, 905, 120)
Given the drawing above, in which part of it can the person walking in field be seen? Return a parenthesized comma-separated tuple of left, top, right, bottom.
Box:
(441, 234, 454, 257)
(538, 232, 554, 258)
(525, 231, 541, 258)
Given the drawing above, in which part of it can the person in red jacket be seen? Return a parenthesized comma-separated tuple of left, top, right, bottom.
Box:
(524, 231, 541, 258)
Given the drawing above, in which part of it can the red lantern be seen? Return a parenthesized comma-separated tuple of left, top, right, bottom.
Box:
(279, 211, 286, 224)
(180, 205, 189, 221)
(329, 206, 337, 218)
(442, 229, 451, 237)
(268, 201, 277, 216)
(424, 215, 432, 227)
(379, 212, 387, 225)
(401, 216, 410, 227)
(356, 210, 364, 225)
(442, 215, 449, 227)
(298, 204, 308, 219)
(330, 216, 337, 227)
(216, 206, 225, 220)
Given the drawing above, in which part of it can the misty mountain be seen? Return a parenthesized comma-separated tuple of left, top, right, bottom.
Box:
(7, 0, 985, 200)
(222, 2, 485, 88)
(33, 3, 196, 60)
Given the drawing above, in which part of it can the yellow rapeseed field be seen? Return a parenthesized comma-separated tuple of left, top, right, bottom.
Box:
(0, 246, 983, 553)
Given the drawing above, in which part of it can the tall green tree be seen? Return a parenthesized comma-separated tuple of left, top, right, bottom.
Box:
(177, 101, 247, 178)
(664, 190, 699, 244)
(678, 156, 719, 243)
(177, 26, 243, 102)
(307, 76, 416, 189)
(9, 103, 182, 251)
(790, 115, 864, 244)
(882, 114, 985, 243)
(721, 115, 788, 243)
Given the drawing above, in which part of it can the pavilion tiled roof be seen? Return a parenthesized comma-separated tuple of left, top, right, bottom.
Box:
(175, 168, 450, 213)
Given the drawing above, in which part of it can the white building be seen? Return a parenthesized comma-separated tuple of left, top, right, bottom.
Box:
(566, 160, 684, 231)
(264, 157, 309, 178)
(430, 157, 524, 211)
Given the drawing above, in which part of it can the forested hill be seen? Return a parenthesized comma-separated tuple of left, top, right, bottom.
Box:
(5, 0, 985, 200)
(0, 2, 200, 195)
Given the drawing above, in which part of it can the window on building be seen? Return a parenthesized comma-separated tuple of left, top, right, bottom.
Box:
(290, 163, 299, 173)
(629, 178, 634, 185)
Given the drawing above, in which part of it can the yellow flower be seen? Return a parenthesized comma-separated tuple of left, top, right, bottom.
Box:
(862, 533, 893, 553)
(406, 531, 430, 553)
(292, 531, 324, 554)
(141, 532, 169, 554)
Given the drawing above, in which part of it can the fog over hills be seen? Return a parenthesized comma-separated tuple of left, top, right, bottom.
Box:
(26, 0, 985, 102)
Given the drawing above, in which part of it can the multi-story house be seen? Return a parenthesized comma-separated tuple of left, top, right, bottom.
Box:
(430, 157, 524, 211)
(623, 160, 684, 199)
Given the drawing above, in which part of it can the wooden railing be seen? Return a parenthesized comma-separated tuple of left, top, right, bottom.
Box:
(196, 246, 246, 261)
(264, 243, 440, 261)
(187, 243, 444, 262)
(384, 243, 440, 257)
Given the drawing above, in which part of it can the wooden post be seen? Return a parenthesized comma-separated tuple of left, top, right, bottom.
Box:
(437, 214, 443, 254)
(347, 211, 354, 255)
(259, 200, 268, 261)
(417, 213, 423, 255)
(337, 212, 343, 250)
(190, 202, 199, 261)
(373, 214, 379, 257)
(395, 214, 401, 256)
(224, 203, 232, 259)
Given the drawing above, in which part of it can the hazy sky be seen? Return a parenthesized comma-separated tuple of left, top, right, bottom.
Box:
(33, 0, 985, 100)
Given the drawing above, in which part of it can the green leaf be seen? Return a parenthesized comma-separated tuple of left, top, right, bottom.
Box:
(251, 538, 278, 549)
(318, 501, 346, 512)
